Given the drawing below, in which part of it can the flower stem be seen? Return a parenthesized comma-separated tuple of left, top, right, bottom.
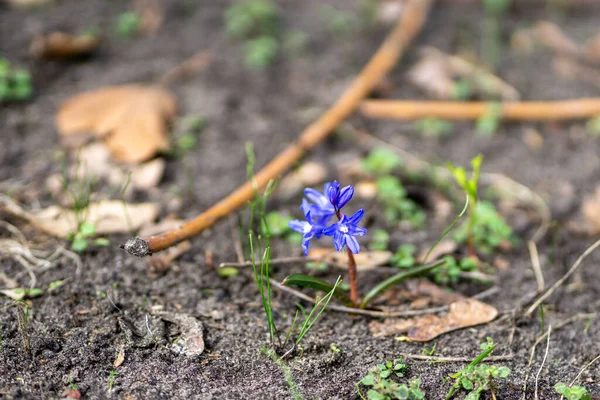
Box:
(346, 250, 359, 307)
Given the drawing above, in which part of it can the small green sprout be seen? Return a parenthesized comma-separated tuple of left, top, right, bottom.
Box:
(376, 176, 425, 228)
(330, 344, 341, 353)
(446, 338, 510, 400)
(390, 244, 416, 269)
(362, 148, 403, 176)
(358, 359, 425, 400)
(319, 5, 357, 36)
(414, 118, 454, 138)
(452, 79, 472, 100)
(421, 343, 436, 356)
(174, 114, 206, 153)
(224, 0, 280, 69)
(108, 370, 119, 391)
(431, 256, 477, 285)
(69, 221, 109, 253)
(113, 12, 141, 38)
(452, 201, 516, 255)
(475, 103, 502, 136)
(370, 229, 390, 251)
(554, 383, 591, 400)
(0, 58, 33, 102)
(217, 267, 240, 278)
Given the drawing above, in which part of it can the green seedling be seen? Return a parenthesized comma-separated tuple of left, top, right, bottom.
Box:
(174, 114, 206, 153)
(261, 347, 303, 400)
(452, 201, 516, 255)
(113, 12, 141, 38)
(225, 0, 280, 69)
(430, 255, 477, 285)
(421, 343, 436, 356)
(261, 211, 299, 245)
(370, 229, 390, 251)
(330, 344, 341, 353)
(0, 288, 42, 301)
(217, 266, 240, 278)
(0, 58, 33, 102)
(358, 358, 425, 400)
(554, 383, 591, 400)
(446, 338, 510, 400)
(376, 176, 425, 228)
(69, 221, 109, 253)
(414, 118, 454, 138)
(586, 115, 600, 137)
(481, 0, 509, 70)
(319, 5, 357, 36)
(390, 244, 416, 269)
(452, 79, 472, 101)
(361, 148, 403, 176)
(476, 102, 502, 136)
(294, 276, 342, 345)
(108, 370, 119, 391)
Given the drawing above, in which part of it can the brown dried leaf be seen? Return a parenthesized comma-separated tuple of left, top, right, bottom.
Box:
(2, 198, 159, 238)
(7, 0, 53, 8)
(582, 186, 600, 235)
(57, 85, 177, 163)
(407, 50, 455, 99)
(583, 31, 600, 63)
(30, 32, 100, 59)
(534, 22, 580, 58)
(278, 162, 327, 199)
(113, 346, 125, 368)
(308, 248, 392, 270)
(369, 299, 498, 341)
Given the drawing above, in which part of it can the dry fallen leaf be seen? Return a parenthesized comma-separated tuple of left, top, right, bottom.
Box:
(368, 298, 498, 341)
(583, 31, 600, 64)
(581, 186, 600, 235)
(308, 248, 392, 270)
(534, 21, 580, 58)
(278, 162, 328, 199)
(113, 346, 125, 368)
(30, 32, 100, 59)
(7, 0, 53, 7)
(57, 85, 177, 163)
(407, 50, 456, 99)
(553, 57, 600, 89)
(3, 198, 159, 238)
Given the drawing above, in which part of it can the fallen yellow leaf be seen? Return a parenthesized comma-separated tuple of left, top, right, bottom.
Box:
(56, 85, 177, 163)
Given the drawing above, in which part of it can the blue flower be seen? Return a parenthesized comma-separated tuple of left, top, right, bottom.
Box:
(326, 180, 354, 211)
(300, 183, 335, 220)
(288, 209, 330, 256)
(323, 209, 367, 254)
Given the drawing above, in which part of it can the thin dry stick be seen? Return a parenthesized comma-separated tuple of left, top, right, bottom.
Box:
(534, 325, 552, 400)
(121, 0, 434, 257)
(569, 353, 600, 388)
(526, 237, 600, 316)
(402, 353, 513, 362)
(220, 256, 317, 268)
(359, 98, 600, 121)
(271, 278, 498, 318)
(528, 240, 545, 292)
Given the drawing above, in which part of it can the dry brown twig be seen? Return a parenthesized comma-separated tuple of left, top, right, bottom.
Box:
(359, 98, 600, 121)
(122, 0, 434, 257)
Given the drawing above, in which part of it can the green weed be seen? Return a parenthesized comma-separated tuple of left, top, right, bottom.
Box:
(108, 370, 119, 391)
(370, 229, 390, 251)
(390, 244, 416, 269)
(0, 58, 33, 102)
(357, 358, 425, 400)
(414, 118, 454, 138)
(361, 148, 403, 176)
(113, 12, 141, 38)
(224, 0, 280, 69)
(554, 383, 591, 400)
(376, 176, 425, 228)
(446, 338, 510, 400)
(430, 255, 477, 285)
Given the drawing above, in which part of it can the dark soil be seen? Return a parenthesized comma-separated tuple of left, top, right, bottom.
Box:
(1, 1, 599, 399)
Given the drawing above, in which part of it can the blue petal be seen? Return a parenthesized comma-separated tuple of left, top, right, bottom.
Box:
(323, 223, 338, 237)
(348, 209, 364, 224)
(347, 225, 367, 236)
(289, 220, 310, 234)
(327, 181, 340, 206)
(304, 188, 325, 205)
(332, 230, 345, 251)
(346, 235, 360, 254)
(337, 186, 354, 209)
(301, 236, 312, 256)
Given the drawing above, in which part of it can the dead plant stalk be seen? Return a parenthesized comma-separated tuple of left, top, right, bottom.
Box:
(121, 0, 433, 257)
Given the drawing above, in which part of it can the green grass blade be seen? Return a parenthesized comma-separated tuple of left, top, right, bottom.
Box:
(360, 260, 446, 309)
(282, 274, 353, 306)
(422, 195, 469, 264)
(295, 276, 342, 345)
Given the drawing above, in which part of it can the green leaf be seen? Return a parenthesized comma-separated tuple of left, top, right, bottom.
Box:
(361, 375, 375, 386)
(461, 377, 473, 390)
(72, 238, 88, 253)
(282, 274, 353, 306)
(360, 259, 445, 308)
(93, 238, 110, 247)
(367, 389, 385, 400)
(79, 222, 96, 237)
(218, 267, 240, 278)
